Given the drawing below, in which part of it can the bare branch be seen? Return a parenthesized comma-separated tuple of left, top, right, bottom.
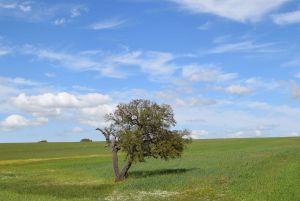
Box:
(96, 128, 111, 144)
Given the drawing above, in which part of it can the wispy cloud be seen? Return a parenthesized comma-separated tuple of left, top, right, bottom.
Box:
(53, 18, 66, 25)
(0, 1, 87, 24)
(175, 97, 217, 107)
(89, 18, 126, 30)
(0, 48, 10, 55)
(167, 0, 290, 22)
(108, 50, 178, 77)
(70, 7, 85, 18)
(207, 41, 279, 54)
(245, 77, 280, 91)
(272, 10, 300, 25)
(72, 85, 96, 92)
(0, 1, 32, 12)
(182, 64, 237, 82)
(0, 45, 12, 56)
(244, 100, 300, 116)
(20, 45, 179, 79)
(213, 85, 252, 95)
(0, 76, 40, 86)
(52, 6, 88, 26)
(23, 47, 93, 68)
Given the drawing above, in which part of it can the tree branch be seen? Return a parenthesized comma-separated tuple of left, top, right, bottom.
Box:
(96, 128, 111, 145)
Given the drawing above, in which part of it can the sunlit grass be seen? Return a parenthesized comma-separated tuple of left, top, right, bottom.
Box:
(0, 137, 299, 201)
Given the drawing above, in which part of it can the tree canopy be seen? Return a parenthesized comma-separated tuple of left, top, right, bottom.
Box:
(97, 99, 191, 181)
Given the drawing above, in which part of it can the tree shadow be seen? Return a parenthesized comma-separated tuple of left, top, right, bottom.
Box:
(129, 168, 197, 178)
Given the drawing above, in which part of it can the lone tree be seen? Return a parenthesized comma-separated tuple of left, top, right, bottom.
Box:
(96, 99, 191, 181)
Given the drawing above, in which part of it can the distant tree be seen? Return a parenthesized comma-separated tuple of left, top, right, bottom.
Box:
(96, 99, 191, 181)
(80, 138, 92, 142)
(38, 140, 48, 143)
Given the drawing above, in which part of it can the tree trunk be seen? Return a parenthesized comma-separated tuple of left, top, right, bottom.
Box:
(112, 152, 133, 182)
(111, 147, 121, 181)
(118, 157, 133, 180)
(97, 129, 130, 182)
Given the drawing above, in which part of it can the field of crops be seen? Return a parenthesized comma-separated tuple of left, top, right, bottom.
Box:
(0, 137, 299, 201)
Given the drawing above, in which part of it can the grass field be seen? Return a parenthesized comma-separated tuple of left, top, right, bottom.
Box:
(0, 137, 299, 201)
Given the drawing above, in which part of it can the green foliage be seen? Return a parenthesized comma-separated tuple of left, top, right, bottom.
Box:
(103, 99, 191, 162)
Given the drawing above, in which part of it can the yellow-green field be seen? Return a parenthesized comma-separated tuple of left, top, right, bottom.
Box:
(0, 137, 299, 201)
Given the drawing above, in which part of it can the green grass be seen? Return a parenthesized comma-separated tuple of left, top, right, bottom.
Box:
(0, 137, 299, 201)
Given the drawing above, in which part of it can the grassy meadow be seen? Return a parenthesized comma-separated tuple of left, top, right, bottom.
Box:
(0, 137, 299, 201)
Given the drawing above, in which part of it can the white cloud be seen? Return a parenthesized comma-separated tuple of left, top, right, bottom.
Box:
(45, 72, 56, 78)
(0, 76, 46, 114)
(272, 10, 300, 25)
(0, 2, 86, 23)
(10, 92, 113, 129)
(110, 51, 177, 77)
(0, 3, 16, 9)
(0, 76, 40, 86)
(70, 7, 87, 18)
(13, 92, 111, 116)
(0, 115, 28, 128)
(0, 46, 11, 56)
(245, 101, 272, 110)
(53, 18, 66, 25)
(22, 46, 124, 78)
(19, 3, 31, 12)
(52, 6, 87, 25)
(174, 104, 276, 138)
(22, 46, 179, 79)
(0, 1, 32, 12)
(0, 114, 47, 131)
(244, 101, 300, 116)
(0, 77, 44, 117)
(192, 130, 209, 135)
(182, 64, 237, 82)
(207, 41, 277, 54)
(245, 77, 280, 91)
(89, 19, 125, 30)
(191, 130, 209, 138)
(288, 132, 300, 137)
(168, 0, 290, 22)
(0, 85, 19, 97)
(223, 85, 252, 95)
(175, 97, 216, 107)
(72, 85, 96, 92)
(211, 85, 252, 95)
(230, 129, 264, 138)
(78, 104, 114, 127)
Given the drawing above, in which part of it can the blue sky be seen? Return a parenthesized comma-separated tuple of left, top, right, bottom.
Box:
(1, 0, 300, 142)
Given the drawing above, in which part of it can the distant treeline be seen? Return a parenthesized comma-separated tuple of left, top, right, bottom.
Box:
(37, 139, 93, 143)
(80, 138, 93, 142)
